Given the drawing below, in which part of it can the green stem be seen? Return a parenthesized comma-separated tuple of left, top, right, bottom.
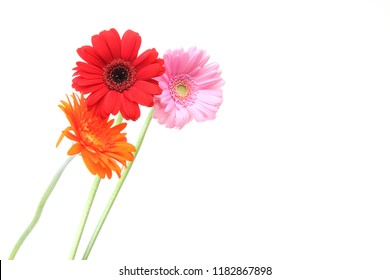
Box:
(82, 109, 154, 259)
(115, 113, 123, 125)
(9, 156, 75, 260)
(68, 176, 101, 259)
(68, 113, 124, 260)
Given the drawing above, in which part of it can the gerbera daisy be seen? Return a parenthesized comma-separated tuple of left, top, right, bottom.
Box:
(72, 28, 165, 121)
(56, 93, 136, 179)
(153, 48, 224, 129)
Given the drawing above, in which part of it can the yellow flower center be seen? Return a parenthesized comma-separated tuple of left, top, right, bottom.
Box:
(176, 85, 187, 97)
(84, 132, 103, 147)
(169, 74, 198, 107)
(80, 117, 111, 151)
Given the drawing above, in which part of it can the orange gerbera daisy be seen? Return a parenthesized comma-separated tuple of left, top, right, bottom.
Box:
(57, 93, 136, 179)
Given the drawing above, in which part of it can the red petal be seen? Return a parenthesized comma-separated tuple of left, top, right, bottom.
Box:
(76, 72, 103, 80)
(123, 87, 154, 107)
(77, 46, 106, 68)
(75, 83, 106, 95)
(72, 82, 96, 95)
(103, 90, 121, 115)
(120, 97, 140, 121)
(133, 48, 158, 68)
(75, 62, 103, 74)
(133, 80, 162, 95)
(92, 33, 113, 63)
(86, 87, 110, 106)
(136, 63, 165, 80)
(101, 28, 121, 59)
(76, 78, 104, 87)
(94, 101, 110, 118)
(121, 30, 141, 62)
(72, 77, 83, 91)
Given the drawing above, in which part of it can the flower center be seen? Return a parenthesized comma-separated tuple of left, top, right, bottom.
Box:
(81, 129, 107, 151)
(80, 115, 111, 151)
(84, 132, 103, 149)
(111, 67, 129, 83)
(169, 74, 198, 107)
(176, 85, 188, 97)
(103, 59, 136, 92)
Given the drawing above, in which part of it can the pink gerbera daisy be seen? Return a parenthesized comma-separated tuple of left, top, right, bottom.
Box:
(153, 48, 224, 129)
(72, 28, 165, 121)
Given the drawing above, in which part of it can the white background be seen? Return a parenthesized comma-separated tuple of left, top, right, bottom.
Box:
(1, 0, 390, 279)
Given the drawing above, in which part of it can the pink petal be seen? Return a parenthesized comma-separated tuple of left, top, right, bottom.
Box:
(196, 89, 223, 106)
(174, 107, 191, 129)
(187, 105, 208, 122)
(165, 110, 177, 128)
(164, 100, 175, 113)
(175, 51, 190, 74)
(168, 51, 181, 74)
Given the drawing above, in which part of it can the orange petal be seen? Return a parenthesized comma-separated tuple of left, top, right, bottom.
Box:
(68, 143, 83, 155)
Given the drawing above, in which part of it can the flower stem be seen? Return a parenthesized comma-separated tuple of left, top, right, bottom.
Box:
(8, 156, 75, 260)
(115, 113, 123, 125)
(68, 113, 124, 260)
(82, 109, 154, 259)
(68, 176, 101, 259)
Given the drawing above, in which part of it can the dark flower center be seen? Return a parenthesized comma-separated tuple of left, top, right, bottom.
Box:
(103, 59, 136, 92)
(111, 67, 129, 83)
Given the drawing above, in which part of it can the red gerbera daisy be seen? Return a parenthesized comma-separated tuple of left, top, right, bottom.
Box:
(72, 28, 165, 121)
